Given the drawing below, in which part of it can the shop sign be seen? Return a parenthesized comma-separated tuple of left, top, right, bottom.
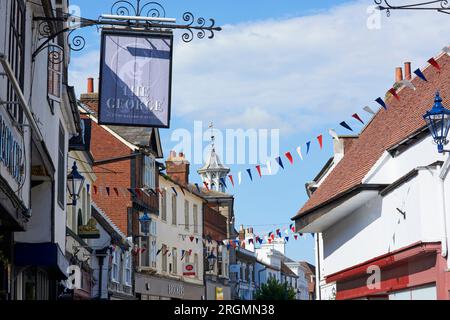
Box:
(0, 115, 24, 184)
(183, 263, 196, 276)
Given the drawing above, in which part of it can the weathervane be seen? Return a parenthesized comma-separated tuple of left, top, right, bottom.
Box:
(374, 0, 450, 16)
(209, 122, 215, 152)
(33, 0, 222, 64)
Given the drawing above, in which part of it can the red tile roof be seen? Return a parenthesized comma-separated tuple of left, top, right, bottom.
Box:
(294, 52, 450, 219)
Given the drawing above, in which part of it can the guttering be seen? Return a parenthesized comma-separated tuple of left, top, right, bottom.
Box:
(0, 54, 43, 142)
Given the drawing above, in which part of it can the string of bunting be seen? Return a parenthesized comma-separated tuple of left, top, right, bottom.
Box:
(203, 49, 448, 190)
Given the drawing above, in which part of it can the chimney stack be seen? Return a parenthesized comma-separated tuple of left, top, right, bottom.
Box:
(404, 62, 412, 80)
(165, 151, 190, 186)
(395, 67, 403, 82)
(87, 77, 94, 93)
(80, 77, 99, 114)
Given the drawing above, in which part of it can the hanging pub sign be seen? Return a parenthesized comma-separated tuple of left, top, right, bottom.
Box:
(69, 118, 92, 151)
(98, 29, 173, 128)
(182, 263, 196, 277)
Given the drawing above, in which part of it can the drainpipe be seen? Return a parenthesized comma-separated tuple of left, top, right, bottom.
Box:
(315, 233, 321, 300)
(438, 162, 450, 268)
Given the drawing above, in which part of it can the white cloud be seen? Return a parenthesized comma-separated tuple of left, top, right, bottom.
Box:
(69, 0, 450, 134)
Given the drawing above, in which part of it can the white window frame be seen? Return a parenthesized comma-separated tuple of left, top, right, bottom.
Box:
(111, 250, 120, 283)
(124, 251, 132, 286)
(143, 155, 155, 190)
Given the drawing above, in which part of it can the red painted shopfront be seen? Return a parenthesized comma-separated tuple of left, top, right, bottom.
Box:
(325, 242, 450, 300)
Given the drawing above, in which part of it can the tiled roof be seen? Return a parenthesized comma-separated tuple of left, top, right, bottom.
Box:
(294, 52, 450, 218)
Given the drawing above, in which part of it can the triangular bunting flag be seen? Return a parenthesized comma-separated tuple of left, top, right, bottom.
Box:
(220, 177, 227, 189)
(93, 185, 97, 195)
(375, 97, 387, 110)
(275, 156, 284, 169)
(340, 121, 353, 132)
(171, 187, 178, 196)
(306, 141, 311, 154)
(328, 129, 339, 141)
(428, 57, 440, 70)
(203, 182, 209, 191)
(285, 237, 289, 242)
(285, 152, 293, 164)
(86, 184, 90, 193)
(194, 183, 201, 193)
(317, 135, 323, 150)
(179, 186, 186, 196)
(266, 160, 272, 175)
(388, 88, 400, 101)
(255, 165, 262, 177)
(294, 235, 298, 240)
(113, 187, 119, 196)
(105, 187, 110, 196)
(414, 68, 427, 82)
(296, 146, 303, 160)
(246, 169, 253, 181)
(352, 113, 364, 124)
(363, 106, 376, 115)
(238, 171, 242, 185)
(228, 175, 235, 187)
(398, 80, 416, 91)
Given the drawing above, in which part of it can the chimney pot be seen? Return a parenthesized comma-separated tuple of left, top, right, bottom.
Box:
(404, 62, 412, 80)
(179, 152, 184, 158)
(395, 67, 403, 83)
(87, 77, 94, 93)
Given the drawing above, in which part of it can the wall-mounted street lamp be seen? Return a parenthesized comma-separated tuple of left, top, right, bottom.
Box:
(139, 211, 151, 236)
(67, 162, 85, 206)
(423, 92, 450, 153)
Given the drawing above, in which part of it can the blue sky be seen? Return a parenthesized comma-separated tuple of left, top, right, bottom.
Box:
(69, 0, 450, 264)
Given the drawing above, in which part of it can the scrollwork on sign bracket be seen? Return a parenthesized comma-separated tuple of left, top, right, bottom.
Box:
(374, 0, 450, 16)
(32, 0, 223, 59)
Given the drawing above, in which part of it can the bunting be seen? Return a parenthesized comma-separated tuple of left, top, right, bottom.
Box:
(352, 113, 364, 124)
(328, 129, 339, 141)
(246, 169, 253, 181)
(363, 106, 376, 115)
(306, 141, 311, 155)
(220, 177, 228, 189)
(414, 68, 427, 82)
(255, 165, 262, 177)
(275, 157, 284, 169)
(266, 160, 272, 175)
(375, 97, 387, 110)
(388, 88, 400, 101)
(340, 121, 353, 132)
(296, 146, 303, 160)
(285, 152, 294, 165)
(428, 57, 440, 70)
(228, 175, 235, 187)
(398, 79, 416, 91)
(171, 187, 178, 196)
(317, 135, 323, 150)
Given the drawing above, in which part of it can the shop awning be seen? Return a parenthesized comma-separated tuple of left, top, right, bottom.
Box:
(14, 242, 69, 280)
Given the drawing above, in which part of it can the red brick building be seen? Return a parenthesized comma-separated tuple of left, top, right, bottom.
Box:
(79, 79, 162, 237)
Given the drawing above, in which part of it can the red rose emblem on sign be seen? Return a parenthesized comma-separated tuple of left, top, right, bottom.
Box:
(186, 265, 193, 271)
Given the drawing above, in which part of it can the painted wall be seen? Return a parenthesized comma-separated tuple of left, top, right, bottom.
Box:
(315, 132, 450, 298)
(155, 176, 204, 285)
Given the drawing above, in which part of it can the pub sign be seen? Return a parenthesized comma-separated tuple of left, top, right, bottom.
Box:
(98, 30, 173, 128)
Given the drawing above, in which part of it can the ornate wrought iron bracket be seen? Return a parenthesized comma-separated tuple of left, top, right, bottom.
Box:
(32, 0, 222, 63)
(374, 0, 450, 16)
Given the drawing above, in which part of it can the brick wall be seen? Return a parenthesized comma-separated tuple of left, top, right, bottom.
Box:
(90, 120, 132, 235)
